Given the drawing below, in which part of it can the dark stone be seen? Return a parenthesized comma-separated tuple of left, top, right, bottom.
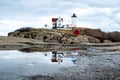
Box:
(84, 28, 106, 42)
(106, 31, 120, 42)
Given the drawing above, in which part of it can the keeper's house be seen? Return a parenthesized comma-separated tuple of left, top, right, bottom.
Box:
(52, 16, 63, 29)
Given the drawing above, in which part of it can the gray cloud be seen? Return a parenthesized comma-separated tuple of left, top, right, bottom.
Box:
(0, 0, 120, 35)
(77, 0, 120, 8)
(0, 0, 85, 16)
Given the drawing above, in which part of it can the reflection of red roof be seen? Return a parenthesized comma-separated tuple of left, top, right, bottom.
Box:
(51, 58, 58, 62)
(52, 18, 63, 22)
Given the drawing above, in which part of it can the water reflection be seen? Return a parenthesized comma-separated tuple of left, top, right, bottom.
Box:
(51, 51, 63, 64)
(18, 47, 86, 53)
(0, 50, 78, 80)
(71, 58, 77, 64)
(51, 51, 78, 64)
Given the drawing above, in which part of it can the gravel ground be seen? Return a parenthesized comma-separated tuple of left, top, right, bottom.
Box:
(52, 54, 120, 80)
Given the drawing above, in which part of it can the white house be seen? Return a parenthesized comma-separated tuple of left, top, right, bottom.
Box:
(51, 13, 77, 29)
(52, 16, 63, 29)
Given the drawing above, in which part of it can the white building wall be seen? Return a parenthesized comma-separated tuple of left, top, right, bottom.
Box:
(71, 17, 76, 27)
(57, 17, 63, 28)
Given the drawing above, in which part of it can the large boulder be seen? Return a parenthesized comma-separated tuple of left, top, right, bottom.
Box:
(84, 28, 106, 42)
(8, 31, 43, 40)
(87, 36, 100, 43)
(84, 29, 120, 42)
(73, 35, 89, 43)
(106, 31, 120, 42)
(103, 39, 112, 43)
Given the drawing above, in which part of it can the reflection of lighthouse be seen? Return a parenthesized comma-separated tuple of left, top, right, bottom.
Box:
(51, 51, 63, 64)
(71, 13, 77, 27)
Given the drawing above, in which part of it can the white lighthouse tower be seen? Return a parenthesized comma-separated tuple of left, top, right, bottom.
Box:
(71, 13, 77, 27)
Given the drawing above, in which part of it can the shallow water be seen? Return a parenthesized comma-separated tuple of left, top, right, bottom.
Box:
(0, 50, 76, 80)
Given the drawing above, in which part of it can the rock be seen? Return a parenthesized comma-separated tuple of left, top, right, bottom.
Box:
(103, 40, 112, 43)
(67, 37, 74, 44)
(8, 27, 120, 44)
(8, 28, 99, 44)
(84, 30, 120, 43)
(60, 37, 67, 44)
(61, 37, 67, 41)
(73, 35, 89, 43)
(87, 36, 100, 43)
(84, 28, 106, 42)
(106, 31, 120, 42)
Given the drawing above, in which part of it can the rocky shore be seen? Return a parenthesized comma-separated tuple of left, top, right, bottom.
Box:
(0, 36, 120, 80)
(0, 27, 120, 80)
(0, 36, 43, 50)
(8, 27, 120, 43)
(0, 36, 120, 51)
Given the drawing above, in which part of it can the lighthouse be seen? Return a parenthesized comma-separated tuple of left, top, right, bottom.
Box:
(71, 13, 77, 27)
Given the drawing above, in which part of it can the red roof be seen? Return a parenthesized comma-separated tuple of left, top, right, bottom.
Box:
(52, 18, 58, 22)
(52, 18, 63, 22)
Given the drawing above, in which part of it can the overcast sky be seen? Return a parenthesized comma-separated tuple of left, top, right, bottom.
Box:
(0, 0, 120, 36)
